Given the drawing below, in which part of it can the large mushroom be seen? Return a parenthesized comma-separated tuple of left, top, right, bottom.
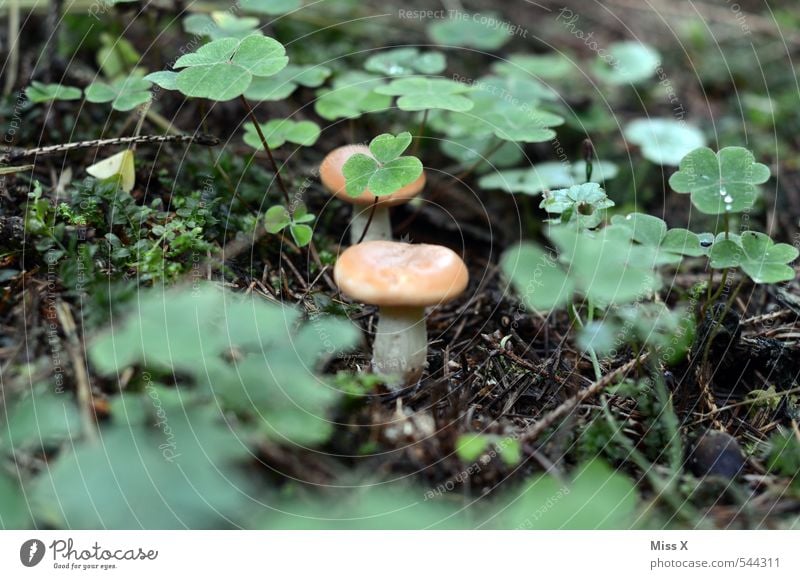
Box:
(320, 145, 426, 244)
(334, 240, 469, 387)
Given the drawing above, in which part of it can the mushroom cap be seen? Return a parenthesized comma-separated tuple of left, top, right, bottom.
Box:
(320, 145, 426, 206)
(334, 241, 469, 307)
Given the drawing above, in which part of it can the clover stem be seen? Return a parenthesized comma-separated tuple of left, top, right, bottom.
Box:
(351, 199, 390, 244)
(372, 306, 427, 388)
(238, 95, 291, 207)
(571, 301, 602, 381)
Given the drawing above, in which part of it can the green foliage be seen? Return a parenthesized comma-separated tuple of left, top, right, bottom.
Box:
(611, 213, 712, 258)
(183, 12, 262, 40)
(540, 182, 615, 228)
(441, 136, 523, 174)
(0, 386, 81, 453)
(375, 77, 474, 112)
(244, 64, 331, 101)
(479, 161, 618, 195)
(89, 284, 359, 446)
(240, 0, 301, 14)
(492, 53, 575, 80)
(96, 33, 143, 79)
(364, 47, 446, 76)
(25, 81, 82, 103)
(594, 41, 661, 85)
(342, 132, 423, 197)
(500, 243, 573, 311)
(33, 389, 255, 529)
(765, 430, 800, 483)
(427, 12, 512, 50)
(264, 203, 315, 246)
(243, 119, 320, 149)
(0, 471, 29, 529)
(624, 118, 706, 166)
(456, 434, 521, 467)
(496, 460, 639, 529)
(167, 35, 288, 101)
(709, 231, 798, 283)
(314, 71, 391, 120)
(669, 147, 771, 214)
(85, 76, 152, 111)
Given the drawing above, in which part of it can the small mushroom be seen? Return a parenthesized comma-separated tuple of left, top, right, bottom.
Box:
(320, 145, 426, 244)
(334, 240, 469, 387)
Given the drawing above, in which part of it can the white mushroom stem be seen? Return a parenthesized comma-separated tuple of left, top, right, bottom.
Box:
(372, 306, 427, 388)
(350, 205, 391, 244)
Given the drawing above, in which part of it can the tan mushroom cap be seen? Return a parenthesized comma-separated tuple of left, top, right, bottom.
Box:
(320, 145, 426, 206)
(334, 241, 469, 307)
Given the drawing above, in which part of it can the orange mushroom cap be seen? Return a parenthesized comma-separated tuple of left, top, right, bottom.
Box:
(320, 145, 426, 206)
(334, 241, 469, 307)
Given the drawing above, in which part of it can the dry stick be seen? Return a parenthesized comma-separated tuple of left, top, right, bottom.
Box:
(238, 95, 291, 207)
(54, 301, 98, 443)
(521, 353, 649, 444)
(0, 134, 220, 165)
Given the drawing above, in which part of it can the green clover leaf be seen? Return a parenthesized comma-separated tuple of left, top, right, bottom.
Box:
(479, 160, 618, 195)
(541, 182, 615, 228)
(172, 35, 288, 101)
(342, 132, 423, 197)
(594, 41, 661, 85)
(183, 12, 262, 40)
(243, 119, 320, 149)
(669, 147, 770, 215)
(492, 53, 575, 81)
(611, 213, 712, 259)
(314, 71, 391, 120)
(500, 242, 574, 310)
(25, 81, 82, 103)
(709, 231, 798, 283)
(265, 203, 315, 246)
(440, 136, 523, 174)
(85, 76, 152, 111)
(375, 77, 474, 112)
(244, 64, 331, 101)
(240, 0, 301, 14)
(428, 12, 512, 50)
(144, 70, 178, 90)
(364, 47, 446, 76)
(624, 118, 706, 166)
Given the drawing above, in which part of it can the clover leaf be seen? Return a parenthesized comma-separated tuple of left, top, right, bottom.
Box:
(500, 242, 574, 310)
(25, 81, 82, 103)
(502, 225, 662, 310)
(549, 226, 662, 306)
(709, 231, 798, 283)
(171, 35, 288, 101)
(375, 77, 474, 112)
(244, 64, 331, 101)
(440, 136, 523, 174)
(428, 12, 512, 50)
(479, 160, 618, 195)
(669, 147, 770, 214)
(145, 70, 178, 90)
(314, 71, 391, 120)
(364, 47, 446, 76)
(611, 212, 712, 259)
(85, 76, 152, 111)
(624, 118, 706, 166)
(342, 132, 423, 197)
(243, 119, 320, 149)
(492, 53, 575, 81)
(264, 203, 315, 246)
(541, 182, 615, 228)
(240, 0, 301, 14)
(594, 41, 660, 85)
(183, 12, 262, 40)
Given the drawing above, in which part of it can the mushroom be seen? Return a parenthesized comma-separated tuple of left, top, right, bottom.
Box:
(320, 145, 426, 244)
(334, 240, 469, 387)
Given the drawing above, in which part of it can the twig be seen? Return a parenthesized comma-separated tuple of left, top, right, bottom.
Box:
(520, 353, 648, 444)
(54, 301, 98, 443)
(0, 134, 219, 165)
